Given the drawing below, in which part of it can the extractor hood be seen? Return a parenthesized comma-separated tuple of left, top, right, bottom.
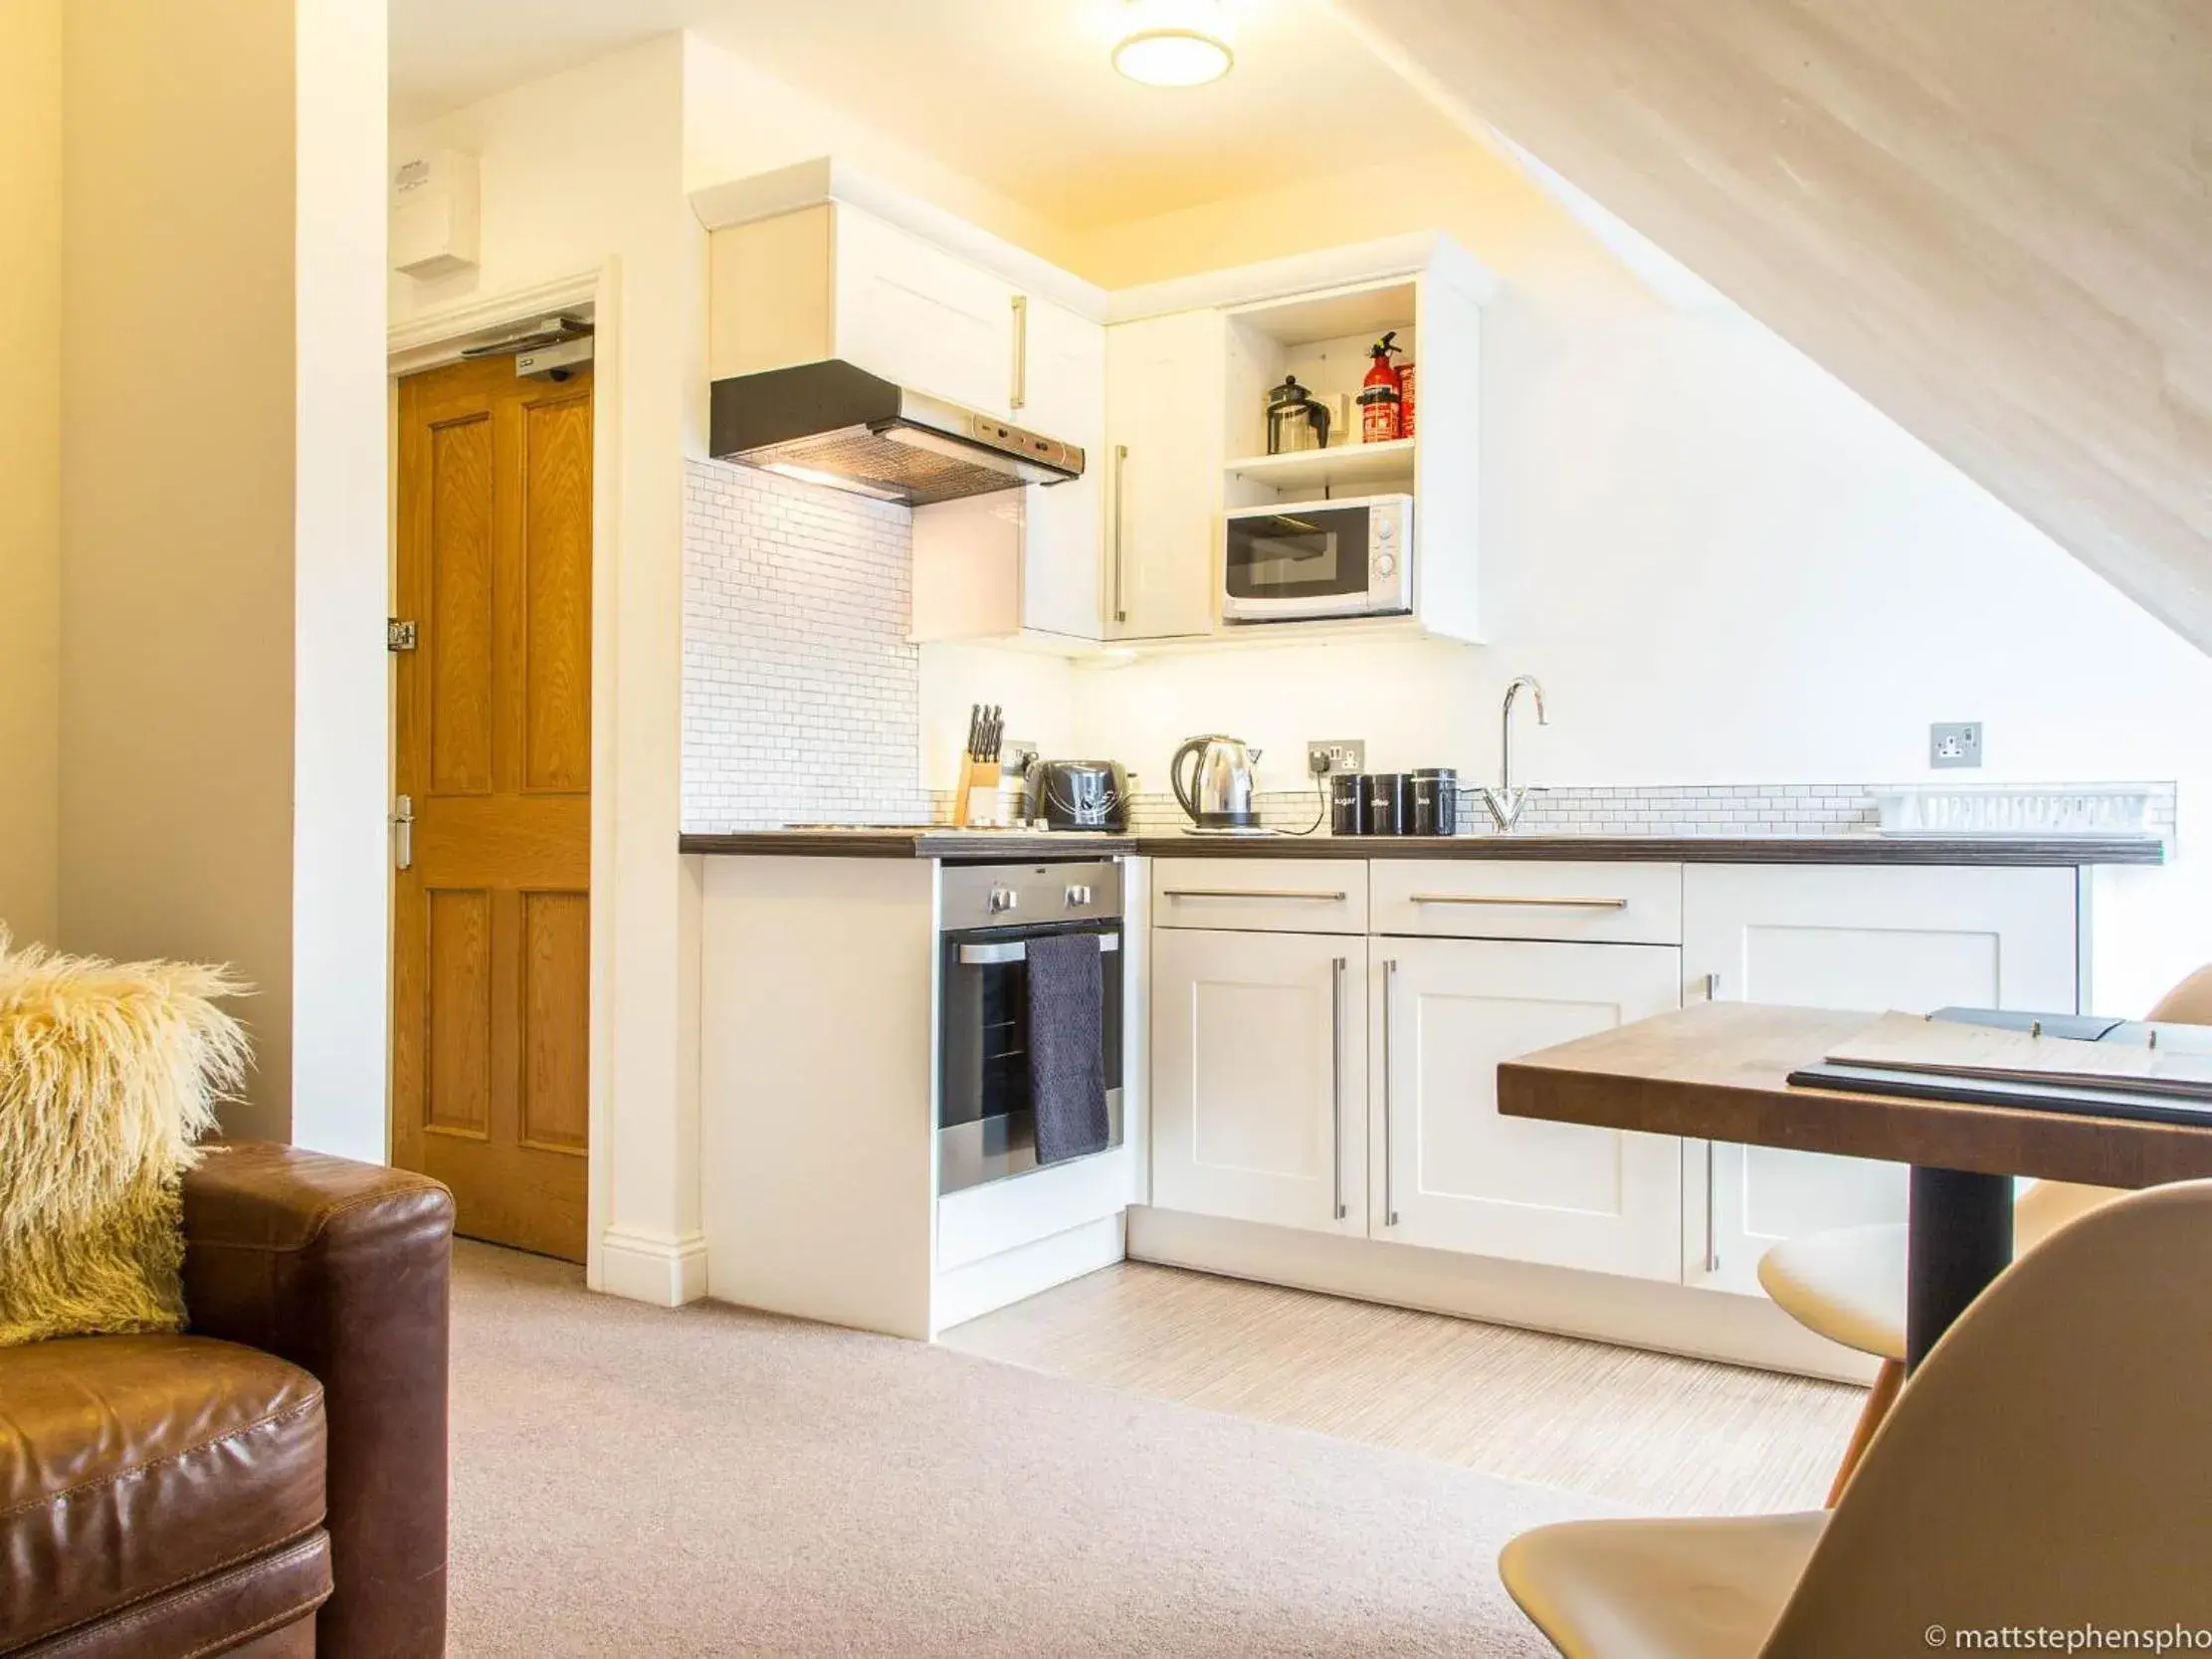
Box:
(708, 359, 1085, 506)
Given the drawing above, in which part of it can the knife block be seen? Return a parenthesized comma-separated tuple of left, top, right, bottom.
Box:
(951, 753, 1001, 828)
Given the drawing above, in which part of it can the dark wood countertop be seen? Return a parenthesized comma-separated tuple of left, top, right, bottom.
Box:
(1132, 832, 2164, 866)
(680, 829, 2162, 866)
(679, 829, 1137, 860)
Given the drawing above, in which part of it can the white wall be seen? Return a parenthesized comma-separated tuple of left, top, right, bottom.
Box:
(0, 0, 61, 948)
(1057, 154, 2212, 1017)
(393, 35, 699, 1297)
(292, 0, 391, 1161)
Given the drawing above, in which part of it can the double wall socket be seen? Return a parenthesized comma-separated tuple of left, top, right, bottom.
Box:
(1929, 722, 1983, 768)
(1307, 738, 1367, 776)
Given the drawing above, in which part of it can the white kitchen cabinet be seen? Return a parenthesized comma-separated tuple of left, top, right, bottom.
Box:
(1151, 928, 1367, 1236)
(1104, 311, 1223, 641)
(1008, 294, 1105, 640)
(908, 291, 1107, 644)
(1370, 937, 1685, 1279)
(1681, 864, 2081, 1294)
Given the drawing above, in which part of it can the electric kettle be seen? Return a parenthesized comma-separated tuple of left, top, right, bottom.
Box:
(1170, 734, 1263, 830)
(1264, 375, 1331, 455)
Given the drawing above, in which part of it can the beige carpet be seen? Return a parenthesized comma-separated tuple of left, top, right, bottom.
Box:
(449, 1243, 1617, 1656)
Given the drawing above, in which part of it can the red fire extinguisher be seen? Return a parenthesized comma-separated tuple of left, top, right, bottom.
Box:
(1358, 330, 1404, 443)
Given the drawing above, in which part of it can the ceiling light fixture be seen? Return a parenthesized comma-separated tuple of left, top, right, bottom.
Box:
(1112, 0, 1235, 88)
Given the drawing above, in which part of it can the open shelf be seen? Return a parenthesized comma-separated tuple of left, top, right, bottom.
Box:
(1224, 438, 1416, 497)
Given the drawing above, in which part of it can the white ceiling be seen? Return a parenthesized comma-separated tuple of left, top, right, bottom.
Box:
(389, 0, 1473, 228)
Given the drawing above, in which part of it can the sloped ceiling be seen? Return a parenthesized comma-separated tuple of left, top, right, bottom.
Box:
(1337, 0, 2212, 653)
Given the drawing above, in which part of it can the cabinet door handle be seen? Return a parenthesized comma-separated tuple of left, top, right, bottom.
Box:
(1705, 1139, 1720, 1273)
(1382, 956, 1400, 1228)
(1330, 955, 1347, 1221)
(1408, 893, 1629, 910)
(1009, 295, 1028, 412)
(1110, 444, 1129, 624)
(1163, 888, 1347, 903)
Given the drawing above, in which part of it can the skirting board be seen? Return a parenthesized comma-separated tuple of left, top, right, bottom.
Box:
(1126, 1206, 1879, 1385)
(933, 1213, 1125, 1336)
(598, 1227, 709, 1308)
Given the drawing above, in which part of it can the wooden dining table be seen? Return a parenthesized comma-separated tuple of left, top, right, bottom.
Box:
(1497, 1001, 2212, 1368)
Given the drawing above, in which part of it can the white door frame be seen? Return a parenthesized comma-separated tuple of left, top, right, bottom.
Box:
(385, 262, 620, 1289)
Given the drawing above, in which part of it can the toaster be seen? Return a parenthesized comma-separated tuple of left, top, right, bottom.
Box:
(1024, 758, 1130, 832)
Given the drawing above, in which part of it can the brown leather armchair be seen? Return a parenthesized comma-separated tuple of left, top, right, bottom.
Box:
(2, 1142, 454, 1657)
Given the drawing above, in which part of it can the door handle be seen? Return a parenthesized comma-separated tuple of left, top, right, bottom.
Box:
(1330, 955, 1346, 1222)
(1110, 444, 1129, 624)
(1382, 956, 1399, 1228)
(392, 794, 413, 872)
(957, 934, 1119, 965)
(1009, 295, 1028, 412)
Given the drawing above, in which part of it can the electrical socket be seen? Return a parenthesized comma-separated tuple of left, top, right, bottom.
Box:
(1929, 722, 1983, 768)
(1307, 738, 1367, 776)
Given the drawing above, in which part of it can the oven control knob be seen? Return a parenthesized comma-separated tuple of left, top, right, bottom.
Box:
(988, 888, 1018, 915)
(1375, 519, 1397, 543)
(1375, 552, 1397, 577)
(1064, 884, 1094, 908)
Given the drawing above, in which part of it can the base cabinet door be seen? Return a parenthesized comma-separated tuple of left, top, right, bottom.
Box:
(1371, 937, 1685, 1279)
(1151, 929, 1367, 1236)
(1682, 864, 2080, 1294)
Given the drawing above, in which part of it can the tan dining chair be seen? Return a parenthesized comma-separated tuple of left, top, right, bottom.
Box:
(1500, 1176, 2212, 1658)
(1758, 960, 2212, 1502)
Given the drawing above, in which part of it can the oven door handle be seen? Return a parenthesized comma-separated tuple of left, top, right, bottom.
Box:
(958, 934, 1120, 965)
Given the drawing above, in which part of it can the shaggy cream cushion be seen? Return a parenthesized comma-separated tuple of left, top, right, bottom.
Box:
(0, 930, 250, 1346)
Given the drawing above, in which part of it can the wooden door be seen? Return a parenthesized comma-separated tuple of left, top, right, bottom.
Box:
(1372, 937, 1684, 1278)
(1150, 928, 1367, 1236)
(393, 354, 592, 1261)
(1681, 864, 2078, 1294)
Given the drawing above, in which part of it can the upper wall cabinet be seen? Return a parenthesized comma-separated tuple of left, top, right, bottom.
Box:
(708, 201, 1023, 417)
(1105, 311, 1227, 643)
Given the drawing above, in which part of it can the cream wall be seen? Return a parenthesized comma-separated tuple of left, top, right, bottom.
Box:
(0, 0, 62, 948)
(59, 0, 389, 1142)
(61, 0, 301, 1139)
(1049, 151, 2212, 1017)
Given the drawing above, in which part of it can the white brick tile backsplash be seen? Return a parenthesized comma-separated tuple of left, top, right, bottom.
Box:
(682, 459, 928, 831)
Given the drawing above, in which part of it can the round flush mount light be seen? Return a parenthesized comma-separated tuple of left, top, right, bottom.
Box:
(1112, 0, 1234, 87)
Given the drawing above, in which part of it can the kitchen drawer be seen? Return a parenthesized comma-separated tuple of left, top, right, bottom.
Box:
(1152, 858, 1368, 934)
(1371, 860, 1682, 944)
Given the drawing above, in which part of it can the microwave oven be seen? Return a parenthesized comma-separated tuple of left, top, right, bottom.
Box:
(1221, 493, 1413, 624)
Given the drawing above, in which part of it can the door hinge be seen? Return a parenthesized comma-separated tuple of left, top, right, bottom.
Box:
(388, 618, 418, 652)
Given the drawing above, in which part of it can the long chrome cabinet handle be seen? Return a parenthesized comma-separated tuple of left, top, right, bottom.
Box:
(1705, 1140, 1720, 1273)
(1408, 893, 1629, 910)
(1009, 295, 1028, 411)
(1382, 957, 1399, 1227)
(1330, 955, 1347, 1221)
(1163, 888, 1347, 903)
(1110, 444, 1129, 624)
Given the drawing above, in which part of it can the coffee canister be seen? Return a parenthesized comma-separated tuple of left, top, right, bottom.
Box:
(1366, 772, 1412, 836)
(1329, 773, 1370, 836)
(1410, 768, 1459, 836)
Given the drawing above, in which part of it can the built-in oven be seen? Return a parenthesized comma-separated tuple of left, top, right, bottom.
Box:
(1222, 492, 1413, 624)
(937, 861, 1124, 1194)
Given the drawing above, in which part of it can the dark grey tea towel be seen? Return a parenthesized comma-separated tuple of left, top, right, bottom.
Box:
(1027, 931, 1108, 1163)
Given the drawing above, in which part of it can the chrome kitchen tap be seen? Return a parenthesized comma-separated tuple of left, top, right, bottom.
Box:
(1480, 675, 1548, 832)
